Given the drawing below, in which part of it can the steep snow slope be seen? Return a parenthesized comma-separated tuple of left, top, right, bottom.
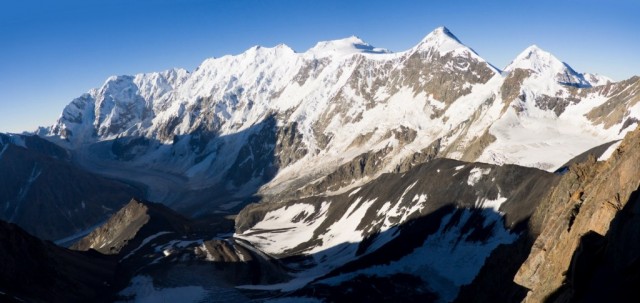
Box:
(234, 158, 559, 301)
(39, 27, 640, 211)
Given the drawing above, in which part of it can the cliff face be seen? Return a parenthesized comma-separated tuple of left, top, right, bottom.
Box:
(514, 126, 640, 302)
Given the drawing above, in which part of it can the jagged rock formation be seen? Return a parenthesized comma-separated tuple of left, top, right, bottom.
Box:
(0, 220, 117, 303)
(513, 126, 640, 302)
(453, 138, 627, 303)
(0, 133, 140, 241)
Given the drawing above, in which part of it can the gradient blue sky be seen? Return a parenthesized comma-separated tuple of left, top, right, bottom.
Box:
(1, 0, 638, 133)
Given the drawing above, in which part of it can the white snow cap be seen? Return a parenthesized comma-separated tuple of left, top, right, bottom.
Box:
(413, 26, 470, 55)
(505, 45, 565, 74)
(306, 35, 390, 57)
(504, 45, 591, 87)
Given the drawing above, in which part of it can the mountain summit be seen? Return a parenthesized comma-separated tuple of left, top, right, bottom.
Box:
(413, 26, 476, 56)
(307, 35, 390, 57)
(504, 44, 592, 87)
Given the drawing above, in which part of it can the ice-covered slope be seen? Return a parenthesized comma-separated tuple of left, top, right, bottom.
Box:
(39, 27, 640, 211)
(233, 158, 559, 301)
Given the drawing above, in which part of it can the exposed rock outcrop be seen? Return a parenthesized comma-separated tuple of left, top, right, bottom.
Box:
(514, 126, 640, 302)
(72, 198, 191, 255)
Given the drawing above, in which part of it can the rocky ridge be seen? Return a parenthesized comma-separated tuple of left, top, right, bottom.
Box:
(514, 126, 640, 302)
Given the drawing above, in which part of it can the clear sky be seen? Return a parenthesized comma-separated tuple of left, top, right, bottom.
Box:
(1, 0, 638, 133)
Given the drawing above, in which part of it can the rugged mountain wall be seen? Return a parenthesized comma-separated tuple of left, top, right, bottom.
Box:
(34, 27, 640, 215)
(513, 126, 640, 302)
(0, 133, 141, 241)
(454, 140, 622, 303)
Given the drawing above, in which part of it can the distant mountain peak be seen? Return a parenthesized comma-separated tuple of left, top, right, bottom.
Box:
(505, 44, 592, 87)
(306, 36, 391, 57)
(429, 26, 461, 43)
(505, 44, 561, 73)
(413, 26, 475, 57)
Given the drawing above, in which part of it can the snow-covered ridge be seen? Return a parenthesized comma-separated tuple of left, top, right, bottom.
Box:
(38, 26, 639, 210)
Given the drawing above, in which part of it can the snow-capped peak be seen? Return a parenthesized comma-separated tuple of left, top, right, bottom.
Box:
(306, 35, 390, 57)
(505, 45, 590, 87)
(245, 43, 296, 54)
(505, 45, 563, 74)
(412, 26, 471, 56)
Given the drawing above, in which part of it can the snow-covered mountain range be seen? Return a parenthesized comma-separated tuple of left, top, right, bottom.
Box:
(2, 26, 639, 303)
(37, 27, 638, 214)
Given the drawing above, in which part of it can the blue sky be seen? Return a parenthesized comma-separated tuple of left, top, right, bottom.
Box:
(1, 0, 638, 133)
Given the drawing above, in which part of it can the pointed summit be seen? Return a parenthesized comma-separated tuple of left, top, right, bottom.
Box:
(306, 36, 390, 57)
(424, 26, 462, 44)
(505, 45, 564, 74)
(505, 45, 591, 87)
(413, 26, 474, 56)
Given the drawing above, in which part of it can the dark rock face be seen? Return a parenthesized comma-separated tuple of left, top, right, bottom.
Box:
(534, 94, 580, 117)
(0, 220, 117, 303)
(586, 76, 640, 129)
(454, 134, 631, 303)
(396, 48, 495, 106)
(72, 198, 191, 255)
(226, 116, 279, 186)
(238, 158, 557, 238)
(501, 69, 532, 106)
(393, 138, 441, 173)
(0, 134, 140, 241)
(297, 145, 393, 196)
